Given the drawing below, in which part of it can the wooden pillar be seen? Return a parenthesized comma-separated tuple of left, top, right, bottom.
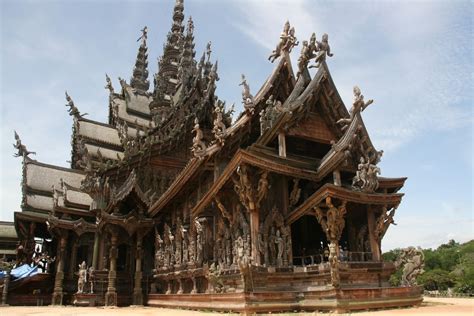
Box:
(367, 207, 381, 261)
(278, 132, 286, 158)
(132, 233, 144, 306)
(105, 230, 118, 306)
(52, 232, 67, 305)
(250, 209, 260, 265)
(68, 238, 78, 279)
(92, 232, 100, 270)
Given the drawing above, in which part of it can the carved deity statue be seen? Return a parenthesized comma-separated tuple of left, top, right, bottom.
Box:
(395, 247, 425, 287)
(268, 21, 298, 62)
(77, 261, 88, 294)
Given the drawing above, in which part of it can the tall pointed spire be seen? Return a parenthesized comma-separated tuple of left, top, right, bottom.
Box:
(152, 0, 186, 103)
(130, 26, 150, 94)
(178, 16, 196, 88)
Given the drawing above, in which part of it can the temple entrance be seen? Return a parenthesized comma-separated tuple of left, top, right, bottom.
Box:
(291, 215, 328, 265)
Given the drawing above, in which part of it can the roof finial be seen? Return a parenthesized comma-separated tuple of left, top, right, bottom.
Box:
(137, 26, 148, 43)
(206, 41, 212, 63)
(13, 130, 36, 158)
(130, 26, 150, 94)
(65, 91, 88, 118)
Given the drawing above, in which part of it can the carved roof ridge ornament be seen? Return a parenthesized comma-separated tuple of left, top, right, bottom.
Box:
(308, 33, 333, 69)
(268, 20, 298, 63)
(337, 86, 374, 131)
(65, 91, 88, 119)
(239, 74, 255, 114)
(105, 73, 114, 94)
(191, 118, 206, 159)
(212, 100, 226, 146)
(13, 130, 36, 158)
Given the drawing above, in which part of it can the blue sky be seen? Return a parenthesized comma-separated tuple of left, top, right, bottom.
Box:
(1, 0, 472, 251)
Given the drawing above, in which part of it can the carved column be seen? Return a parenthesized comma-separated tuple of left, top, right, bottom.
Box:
(132, 232, 144, 305)
(367, 206, 381, 261)
(52, 231, 68, 305)
(105, 228, 118, 307)
(314, 197, 347, 288)
(92, 232, 100, 269)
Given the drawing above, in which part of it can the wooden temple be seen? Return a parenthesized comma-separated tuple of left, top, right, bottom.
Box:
(9, 0, 422, 312)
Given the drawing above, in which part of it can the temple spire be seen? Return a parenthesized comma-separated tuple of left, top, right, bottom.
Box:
(152, 0, 186, 103)
(130, 26, 150, 94)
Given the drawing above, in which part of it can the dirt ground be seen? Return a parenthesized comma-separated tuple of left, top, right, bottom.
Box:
(0, 297, 472, 316)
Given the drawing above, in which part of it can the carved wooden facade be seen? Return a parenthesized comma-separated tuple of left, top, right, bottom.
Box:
(9, 0, 422, 313)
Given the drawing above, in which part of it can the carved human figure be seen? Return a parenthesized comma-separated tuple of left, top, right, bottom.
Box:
(268, 227, 277, 265)
(195, 219, 204, 266)
(256, 171, 269, 207)
(328, 243, 340, 288)
(77, 261, 87, 294)
(88, 266, 95, 294)
(275, 229, 284, 267)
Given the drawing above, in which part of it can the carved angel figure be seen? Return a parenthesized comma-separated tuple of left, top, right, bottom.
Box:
(13, 131, 36, 158)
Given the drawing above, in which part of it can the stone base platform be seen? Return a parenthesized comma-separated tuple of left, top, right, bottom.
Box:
(73, 293, 99, 306)
(147, 286, 423, 313)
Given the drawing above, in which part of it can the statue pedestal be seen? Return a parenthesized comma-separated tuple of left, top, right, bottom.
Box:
(73, 293, 98, 306)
